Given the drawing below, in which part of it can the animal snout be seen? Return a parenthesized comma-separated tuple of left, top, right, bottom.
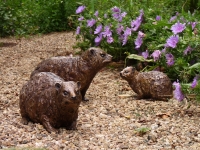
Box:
(71, 96, 77, 100)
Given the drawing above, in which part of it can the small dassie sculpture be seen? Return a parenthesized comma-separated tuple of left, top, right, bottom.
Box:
(30, 47, 112, 101)
(19, 72, 82, 133)
(120, 66, 173, 100)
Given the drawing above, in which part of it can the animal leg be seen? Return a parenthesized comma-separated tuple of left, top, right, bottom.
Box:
(20, 109, 29, 125)
(66, 120, 77, 130)
(81, 89, 89, 101)
(41, 115, 58, 133)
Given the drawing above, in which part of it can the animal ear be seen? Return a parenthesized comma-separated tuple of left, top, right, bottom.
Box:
(89, 48, 95, 55)
(55, 83, 61, 90)
(76, 81, 81, 89)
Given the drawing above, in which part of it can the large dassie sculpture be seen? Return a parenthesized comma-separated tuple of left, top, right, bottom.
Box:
(30, 47, 112, 101)
(120, 66, 173, 100)
(19, 72, 82, 133)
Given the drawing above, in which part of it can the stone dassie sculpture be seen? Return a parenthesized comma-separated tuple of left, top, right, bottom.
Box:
(120, 66, 173, 99)
(30, 47, 113, 101)
(19, 72, 82, 133)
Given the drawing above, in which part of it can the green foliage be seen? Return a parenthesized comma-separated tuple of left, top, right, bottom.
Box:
(0, 0, 78, 37)
(135, 127, 150, 136)
(73, 0, 200, 101)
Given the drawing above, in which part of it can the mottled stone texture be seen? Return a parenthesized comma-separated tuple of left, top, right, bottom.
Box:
(120, 66, 173, 100)
(19, 72, 82, 133)
(30, 47, 112, 101)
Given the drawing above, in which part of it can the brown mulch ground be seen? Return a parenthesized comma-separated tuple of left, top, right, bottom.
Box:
(0, 32, 200, 150)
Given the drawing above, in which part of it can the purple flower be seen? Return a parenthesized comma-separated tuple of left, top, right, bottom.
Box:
(156, 15, 161, 21)
(122, 36, 128, 46)
(142, 50, 149, 59)
(111, 6, 126, 22)
(76, 6, 86, 14)
(94, 24, 103, 34)
(116, 24, 124, 35)
(87, 19, 96, 27)
(111, 6, 120, 13)
(191, 76, 198, 88)
(104, 14, 107, 18)
(173, 81, 185, 101)
(166, 35, 179, 48)
(169, 16, 177, 22)
(121, 12, 127, 17)
(138, 31, 145, 38)
(131, 10, 144, 31)
(78, 16, 84, 21)
(94, 11, 99, 17)
(161, 47, 167, 53)
(102, 25, 112, 37)
(184, 46, 193, 55)
(107, 36, 114, 43)
(124, 27, 131, 36)
(95, 33, 103, 46)
(151, 50, 161, 61)
(191, 22, 197, 30)
(171, 22, 186, 34)
(121, 27, 132, 45)
(135, 36, 143, 49)
(165, 53, 175, 66)
(76, 26, 80, 34)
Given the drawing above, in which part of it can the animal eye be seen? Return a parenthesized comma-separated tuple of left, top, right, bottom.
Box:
(63, 91, 69, 96)
(125, 70, 129, 73)
(100, 53, 105, 57)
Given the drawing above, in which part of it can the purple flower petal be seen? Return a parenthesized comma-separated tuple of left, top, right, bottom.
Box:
(165, 53, 175, 66)
(95, 33, 103, 46)
(135, 36, 143, 49)
(169, 16, 177, 22)
(151, 50, 161, 61)
(156, 15, 161, 21)
(76, 6, 86, 14)
(184, 46, 193, 55)
(116, 24, 124, 35)
(102, 25, 112, 37)
(191, 77, 198, 88)
(78, 16, 84, 21)
(94, 24, 103, 34)
(142, 50, 149, 59)
(171, 22, 186, 34)
(191, 22, 197, 30)
(94, 11, 99, 17)
(76, 26, 80, 34)
(131, 10, 143, 31)
(138, 31, 145, 38)
(122, 35, 128, 46)
(166, 35, 179, 48)
(107, 36, 114, 44)
(173, 81, 185, 101)
(87, 19, 96, 27)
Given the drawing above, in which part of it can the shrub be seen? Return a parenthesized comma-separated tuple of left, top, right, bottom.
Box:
(0, 0, 78, 36)
(73, 0, 200, 101)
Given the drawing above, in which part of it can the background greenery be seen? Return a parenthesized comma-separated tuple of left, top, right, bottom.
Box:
(1, 0, 200, 37)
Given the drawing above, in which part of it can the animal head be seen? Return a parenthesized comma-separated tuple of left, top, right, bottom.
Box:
(120, 66, 137, 80)
(55, 81, 81, 104)
(84, 47, 112, 67)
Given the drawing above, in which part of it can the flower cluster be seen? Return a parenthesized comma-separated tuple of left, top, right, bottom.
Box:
(75, 6, 145, 51)
(74, 5, 199, 101)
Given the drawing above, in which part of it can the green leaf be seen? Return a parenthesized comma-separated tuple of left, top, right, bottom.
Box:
(189, 63, 200, 69)
(127, 54, 154, 62)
